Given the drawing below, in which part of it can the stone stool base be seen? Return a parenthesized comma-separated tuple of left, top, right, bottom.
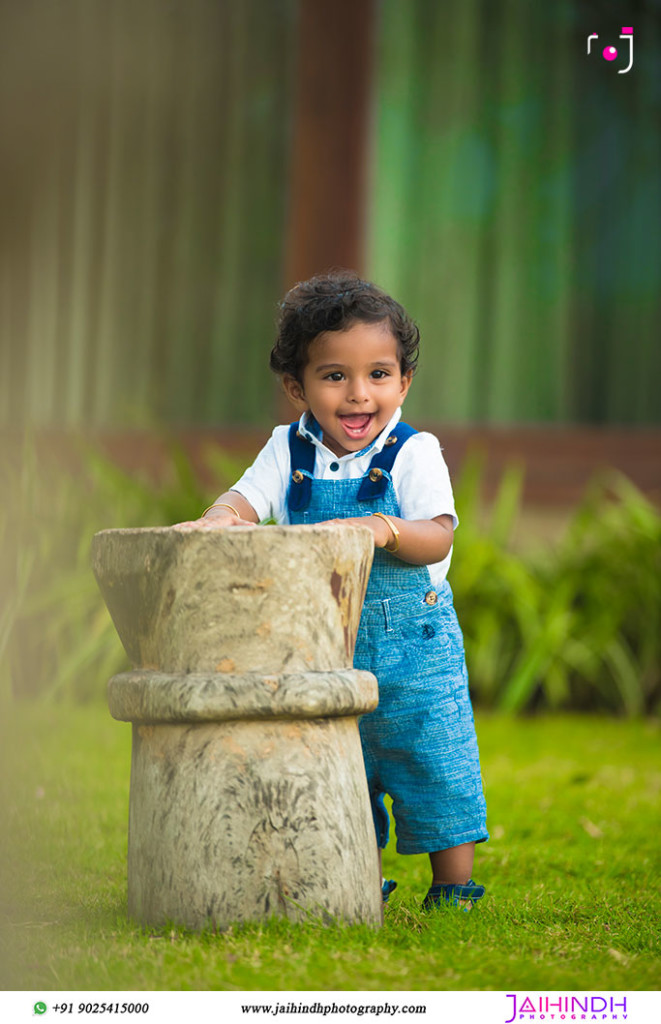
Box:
(109, 668, 382, 930)
(125, 716, 380, 929)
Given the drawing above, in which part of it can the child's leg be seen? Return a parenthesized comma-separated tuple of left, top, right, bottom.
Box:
(429, 841, 475, 885)
(425, 841, 484, 910)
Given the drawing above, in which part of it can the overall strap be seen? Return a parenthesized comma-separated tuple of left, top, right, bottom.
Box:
(357, 421, 418, 502)
(287, 422, 315, 512)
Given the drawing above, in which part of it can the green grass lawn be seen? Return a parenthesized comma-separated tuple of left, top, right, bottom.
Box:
(1, 702, 659, 991)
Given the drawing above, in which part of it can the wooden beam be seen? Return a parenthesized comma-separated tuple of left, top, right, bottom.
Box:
(12, 427, 661, 510)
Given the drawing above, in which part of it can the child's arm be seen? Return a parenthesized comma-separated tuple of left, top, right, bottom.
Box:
(173, 491, 260, 529)
(174, 427, 291, 529)
(328, 513, 454, 566)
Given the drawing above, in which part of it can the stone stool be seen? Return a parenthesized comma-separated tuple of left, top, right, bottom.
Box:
(91, 525, 382, 930)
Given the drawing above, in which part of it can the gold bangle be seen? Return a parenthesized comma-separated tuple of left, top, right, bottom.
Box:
(201, 502, 240, 519)
(372, 512, 400, 553)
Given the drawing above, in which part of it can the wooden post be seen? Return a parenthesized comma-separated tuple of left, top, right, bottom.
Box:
(278, 0, 377, 421)
(283, 0, 376, 287)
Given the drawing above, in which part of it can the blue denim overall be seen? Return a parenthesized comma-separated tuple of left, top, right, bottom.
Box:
(287, 422, 488, 855)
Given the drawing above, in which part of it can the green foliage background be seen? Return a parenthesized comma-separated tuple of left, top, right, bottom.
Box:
(2, 440, 659, 713)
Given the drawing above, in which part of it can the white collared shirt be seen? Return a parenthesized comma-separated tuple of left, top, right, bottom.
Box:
(232, 408, 459, 586)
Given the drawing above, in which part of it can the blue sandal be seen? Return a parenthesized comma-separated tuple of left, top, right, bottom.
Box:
(422, 879, 485, 911)
(382, 879, 398, 903)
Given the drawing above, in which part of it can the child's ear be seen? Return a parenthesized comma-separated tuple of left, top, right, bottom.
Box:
(282, 374, 309, 411)
(399, 370, 413, 402)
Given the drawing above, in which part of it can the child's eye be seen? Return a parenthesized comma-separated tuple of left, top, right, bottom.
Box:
(324, 371, 345, 382)
(371, 369, 389, 379)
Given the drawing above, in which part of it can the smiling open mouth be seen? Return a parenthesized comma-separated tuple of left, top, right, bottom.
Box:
(339, 414, 374, 437)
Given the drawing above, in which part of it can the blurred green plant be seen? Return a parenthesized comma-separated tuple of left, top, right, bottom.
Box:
(451, 455, 661, 716)
(1, 434, 250, 703)
(2, 438, 660, 713)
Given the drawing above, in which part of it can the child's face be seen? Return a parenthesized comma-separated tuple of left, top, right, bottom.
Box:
(283, 321, 412, 458)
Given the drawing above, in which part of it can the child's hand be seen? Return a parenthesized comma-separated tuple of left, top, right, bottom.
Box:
(173, 494, 260, 531)
(325, 516, 392, 549)
(172, 512, 257, 531)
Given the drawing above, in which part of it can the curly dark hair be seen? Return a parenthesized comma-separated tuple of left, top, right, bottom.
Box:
(270, 271, 420, 382)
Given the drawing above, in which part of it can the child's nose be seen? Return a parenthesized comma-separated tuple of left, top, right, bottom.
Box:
(347, 378, 370, 402)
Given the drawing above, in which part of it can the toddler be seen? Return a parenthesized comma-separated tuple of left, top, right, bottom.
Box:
(181, 272, 488, 909)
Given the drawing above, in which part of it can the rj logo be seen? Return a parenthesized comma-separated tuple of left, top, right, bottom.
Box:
(587, 27, 634, 73)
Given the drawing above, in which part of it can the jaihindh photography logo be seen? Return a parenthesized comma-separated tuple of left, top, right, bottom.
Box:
(505, 993, 628, 1022)
(587, 27, 634, 73)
